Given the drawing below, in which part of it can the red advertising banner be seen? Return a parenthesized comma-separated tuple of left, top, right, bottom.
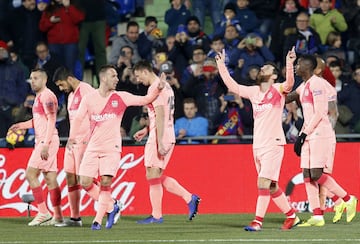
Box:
(0, 143, 359, 217)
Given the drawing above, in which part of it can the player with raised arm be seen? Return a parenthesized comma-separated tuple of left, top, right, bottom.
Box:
(215, 47, 300, 231)
(9, 68, 63, 226)
(133, 60, 200, 224)
(67, 64, 164, 230)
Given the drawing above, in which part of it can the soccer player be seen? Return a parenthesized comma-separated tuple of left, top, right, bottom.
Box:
(9, 68, 63, 226)
(133, 60, 200, 224)
(292, 54, 357, 227)
(67, 64, 164, 230)
(215, 47, 300, 231)
(52, 67, 96, 227)
(314, 57, 345, 223)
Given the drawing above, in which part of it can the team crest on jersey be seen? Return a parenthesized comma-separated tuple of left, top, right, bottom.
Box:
(74, 97, 79, 104)
(304, 89, 309, 96)
(267, 92, 273, 100)
(111, 100, 118, 107)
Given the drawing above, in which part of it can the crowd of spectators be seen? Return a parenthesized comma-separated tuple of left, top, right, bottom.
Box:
(0, 0, 359, 146)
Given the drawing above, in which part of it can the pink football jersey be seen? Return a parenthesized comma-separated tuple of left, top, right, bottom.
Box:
(147, 82, 176, 144)
(296, 75, 333, 139)
(32, 88, 58, 142)
(67, 82, 95, 142)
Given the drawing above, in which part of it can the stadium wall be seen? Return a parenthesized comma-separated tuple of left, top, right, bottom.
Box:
(1, 143, 359, 217)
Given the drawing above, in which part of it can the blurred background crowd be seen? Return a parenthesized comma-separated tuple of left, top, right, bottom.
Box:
(0, 0, 359, 146)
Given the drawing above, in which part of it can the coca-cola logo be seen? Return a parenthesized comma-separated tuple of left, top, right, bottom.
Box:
(0, 152, 144, 215)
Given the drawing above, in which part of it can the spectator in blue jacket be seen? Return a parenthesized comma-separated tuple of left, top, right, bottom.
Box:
(214, 2, 244, 38)
(230, 32, 275, 79)
(175, 97, 208, 144)
(137, 16, 165, 61)
(235, 0, 258, 35)
(0, 40, 29, 138)
(165, 0, 191, 37)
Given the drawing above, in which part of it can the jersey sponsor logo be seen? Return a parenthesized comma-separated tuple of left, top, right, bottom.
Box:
(253, 103, 273, 112)
(91, 113, 116, 122)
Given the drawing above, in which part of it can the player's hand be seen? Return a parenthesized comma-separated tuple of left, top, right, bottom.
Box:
(215, 49, 226, 64)
(133, 127, 148, 142)
(40, 145, 49, 160)
(177, 129, 186, 138)
(286, 46, 296, 64)
(158, 142, 169, 156)
(9, 123, 21, 132)
(294, 133, 307, 157)
(66, 139, 76, 150)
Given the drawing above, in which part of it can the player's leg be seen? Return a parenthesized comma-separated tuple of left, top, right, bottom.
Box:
(137, 167, 164, 224)
(321, 142, 346, 223)
(42, 170, 64, 225)
(319, 185, 328, 211)
(137, 143, 164, 224)
(80, 151, 100, 201)
(270, 182, 300, 230)
(298, 168, 325, 227)
(244, 148, 270, 231)
(326, 189, 346, 223)
(95, 153, 120, 230)
(316, 172, 357, 222)
(244, 176, 271, 231)
(26, 166, 52, 226)
(65, 146, 83, 220)
(313, 139, 357, 222)
(92, 176, 115, 229)
(159, 144, 200, 220)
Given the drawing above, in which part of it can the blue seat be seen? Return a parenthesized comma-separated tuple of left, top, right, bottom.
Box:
(114, 0, 135, 17)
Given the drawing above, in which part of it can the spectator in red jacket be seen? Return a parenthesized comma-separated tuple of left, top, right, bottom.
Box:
(39, 0, 84, 74)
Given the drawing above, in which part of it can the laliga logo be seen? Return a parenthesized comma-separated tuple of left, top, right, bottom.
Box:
(0, 153, 144, 214)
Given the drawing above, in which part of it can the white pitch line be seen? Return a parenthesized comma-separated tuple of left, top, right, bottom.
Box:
(1, 239, 360, 243)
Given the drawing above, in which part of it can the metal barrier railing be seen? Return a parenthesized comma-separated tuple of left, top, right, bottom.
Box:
(58, 134, 360, 145)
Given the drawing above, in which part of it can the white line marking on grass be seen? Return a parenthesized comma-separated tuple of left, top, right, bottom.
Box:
(1, 239, 360, 243)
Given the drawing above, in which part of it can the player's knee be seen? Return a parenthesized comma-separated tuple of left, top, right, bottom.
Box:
(80, 176, 93, 188)
(257, 177, 271, 189)
(302, 168, 311, 179)
(269, 182, 279, 194)
(310, 168, 323, 181)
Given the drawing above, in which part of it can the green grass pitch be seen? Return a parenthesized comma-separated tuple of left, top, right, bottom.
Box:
(1, 213, 359, 244)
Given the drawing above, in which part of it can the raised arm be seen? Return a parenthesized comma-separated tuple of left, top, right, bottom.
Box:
(123, 74, 165, 107)
(215, 49, 241, 94)
(281, 46, 296, 94)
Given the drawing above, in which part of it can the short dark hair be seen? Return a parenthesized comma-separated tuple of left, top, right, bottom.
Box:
(300, 54, 317, 71)
(183, 97, 196, 105)
(31, 68, 48, 79)
(53, 66, 74, 83)
(133, 60, 153, 73)
(145, 16, 157, 26)
(127, 21, 139, 31)
(211, 35, 223, 43)
(99, 64, 117, 77)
